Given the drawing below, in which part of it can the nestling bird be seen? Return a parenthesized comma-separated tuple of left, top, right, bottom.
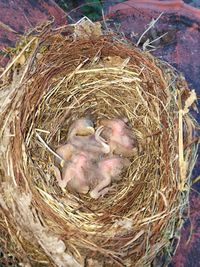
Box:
(53, 117, 132, 196)
(55, 117, 96, 166)
(69, 126, 110, 156)
(67, 117, 110, 157)
(54, 151, 90, 193)
(54, 117, 109, 192)
(99, 118, 137, 157)
(90, 157, 130, 199)
(67, 117, 95, 139)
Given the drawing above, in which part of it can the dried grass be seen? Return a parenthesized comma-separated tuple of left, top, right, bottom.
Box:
(0, 21, 198, 267)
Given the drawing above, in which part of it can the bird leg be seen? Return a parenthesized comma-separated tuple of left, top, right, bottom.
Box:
(90, 174, 111, 199)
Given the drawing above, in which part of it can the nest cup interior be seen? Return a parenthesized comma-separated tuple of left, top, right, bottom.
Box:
(11, 31, 194, 265)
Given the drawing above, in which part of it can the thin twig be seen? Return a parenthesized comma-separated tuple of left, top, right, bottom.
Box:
(136, 12, 164, 46)
(35, 131, 64, 162)
(0, 37, 37, 79)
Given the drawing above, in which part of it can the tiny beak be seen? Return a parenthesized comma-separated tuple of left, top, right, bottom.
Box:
(76, 126, 95, 136)
(95, 126, 106, 141)
(95, 126, 110, 154)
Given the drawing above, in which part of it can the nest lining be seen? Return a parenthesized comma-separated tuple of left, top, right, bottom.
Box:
(0, 24, 198, 267)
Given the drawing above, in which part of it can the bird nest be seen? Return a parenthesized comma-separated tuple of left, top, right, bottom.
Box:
(0, 20, 198, 267)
